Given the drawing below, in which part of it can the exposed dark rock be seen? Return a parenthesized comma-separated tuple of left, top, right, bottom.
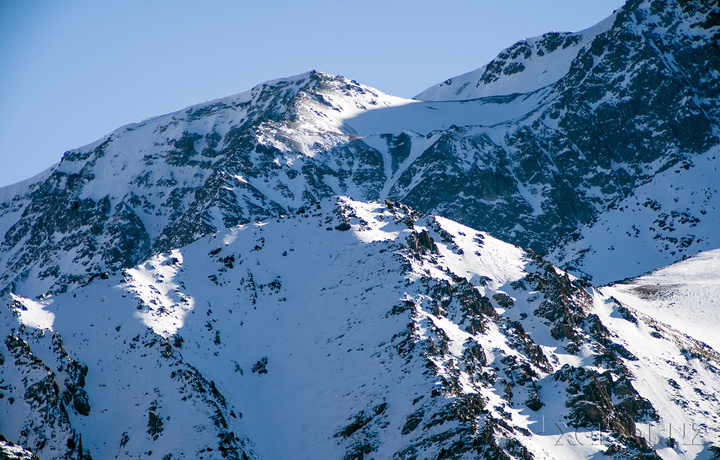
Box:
(147, 412, 164, 440)
(251, 357, 268, 375)
(554, 364, 656, 442)
(334, 221, 351, 231)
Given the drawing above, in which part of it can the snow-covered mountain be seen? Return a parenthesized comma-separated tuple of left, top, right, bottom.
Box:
(1, 0, 720, 458)
(3, 197, 719, 459)
(1, 0, 718, 297)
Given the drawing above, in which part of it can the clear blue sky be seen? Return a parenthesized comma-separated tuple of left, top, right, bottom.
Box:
(0, 0, 625, 188)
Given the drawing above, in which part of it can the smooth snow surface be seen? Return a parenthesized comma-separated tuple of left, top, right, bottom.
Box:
(9, 293, 55, 331)
(603, 248, 720, 352)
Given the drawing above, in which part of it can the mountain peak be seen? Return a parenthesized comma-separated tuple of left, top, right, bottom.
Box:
(414, 13, 617, 101)
(416, 0, 719, 102)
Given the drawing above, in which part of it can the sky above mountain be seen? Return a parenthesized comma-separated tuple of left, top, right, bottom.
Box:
(0, 0, 624, 188)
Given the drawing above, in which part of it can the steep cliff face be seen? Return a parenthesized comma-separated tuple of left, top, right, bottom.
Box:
(2, 198, 717, 459)
(0, 0, 717, 296)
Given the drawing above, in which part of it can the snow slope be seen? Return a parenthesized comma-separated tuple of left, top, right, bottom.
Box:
(602, 248, 720, 352)
(0, 70, 548, 298)
(1, 197, 718, 459)
(1, 2, 719, 455)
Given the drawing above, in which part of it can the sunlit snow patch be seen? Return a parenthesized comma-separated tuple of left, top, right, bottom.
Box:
(9, 293, 55, 330)
(126, 249, 195, 337)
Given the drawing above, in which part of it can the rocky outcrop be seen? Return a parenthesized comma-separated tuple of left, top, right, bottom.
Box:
(2, 332, 88, 459)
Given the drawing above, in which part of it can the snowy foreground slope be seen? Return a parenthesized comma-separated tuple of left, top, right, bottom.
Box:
(2, 198, 719, 459)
